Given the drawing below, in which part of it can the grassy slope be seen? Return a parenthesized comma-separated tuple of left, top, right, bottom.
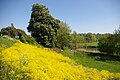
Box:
(61, 49, 120, 73)
(1, 42, 120, 80)
(0, 36, 16, 51)
(1, 36, 120, 73)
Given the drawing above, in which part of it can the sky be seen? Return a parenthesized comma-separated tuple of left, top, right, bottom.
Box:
(0, 0, 120, 34)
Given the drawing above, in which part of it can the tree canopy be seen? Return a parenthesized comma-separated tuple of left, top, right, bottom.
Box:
(27, 3, 60, 47)
(56, 22, 71, 49)
(1, 23, 37, 45)
(98, 27, 120, 55)
(1, 23, 18, 38)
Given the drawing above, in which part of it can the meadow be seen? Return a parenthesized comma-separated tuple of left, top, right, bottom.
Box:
(78, 42, 98, 48)
(61, 49, 120, 73)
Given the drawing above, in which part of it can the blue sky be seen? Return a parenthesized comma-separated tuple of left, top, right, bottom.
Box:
(0, 0, 120, 34)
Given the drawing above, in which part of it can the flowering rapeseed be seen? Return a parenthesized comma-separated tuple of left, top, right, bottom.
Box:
(0, 41, 120, 80)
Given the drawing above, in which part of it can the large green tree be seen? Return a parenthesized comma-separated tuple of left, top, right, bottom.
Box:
(98, 27, 120, 56)
(1, 23, 18, 38)
(114, 27, 120, 55)
(27, 3, 60, 47)
(56, 22, 71, 49)
(85, 33, 97, 43)
(71, 31, 82, 56)
(98, 34, 114, 54)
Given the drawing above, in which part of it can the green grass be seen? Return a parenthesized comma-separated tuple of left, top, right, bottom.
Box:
(78, 42, 98, 48)
(61, 49, 120, 73)
(0, 36, 16, 51)
(85, 42, 98, 47)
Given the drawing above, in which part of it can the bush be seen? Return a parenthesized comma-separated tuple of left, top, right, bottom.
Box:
(26, 36, 37, 45)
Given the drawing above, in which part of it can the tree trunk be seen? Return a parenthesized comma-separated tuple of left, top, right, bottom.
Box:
(74, 47, 76, 56)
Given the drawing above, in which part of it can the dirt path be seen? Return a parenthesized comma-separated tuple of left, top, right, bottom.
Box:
(77, 48, 101, 53)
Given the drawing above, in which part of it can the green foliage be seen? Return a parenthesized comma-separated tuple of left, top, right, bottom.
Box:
(27, 3, 60, 47)
(70, 31, 85, 48)
(71, 31, 79, 48)
(17, 29, 37, 45)
(98, 34, 114, 54)
(56, 22, 71, 49)
(98, 27, 120, 56)
(114, 27, 120, 55)
(79, 33, 98, 43)
(17, 29, 28, 43)
(1, 23, 18, 38)
(71, 31, 84, 56)
(0, 24, 38, 45)
(26, 36, 37, 45)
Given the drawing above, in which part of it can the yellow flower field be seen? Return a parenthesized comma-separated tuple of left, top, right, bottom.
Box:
(0, 41, 120, 80)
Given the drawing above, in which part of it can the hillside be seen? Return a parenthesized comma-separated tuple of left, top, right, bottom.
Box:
(0, 36, 16, 51)
(0, 41, 120, 80)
